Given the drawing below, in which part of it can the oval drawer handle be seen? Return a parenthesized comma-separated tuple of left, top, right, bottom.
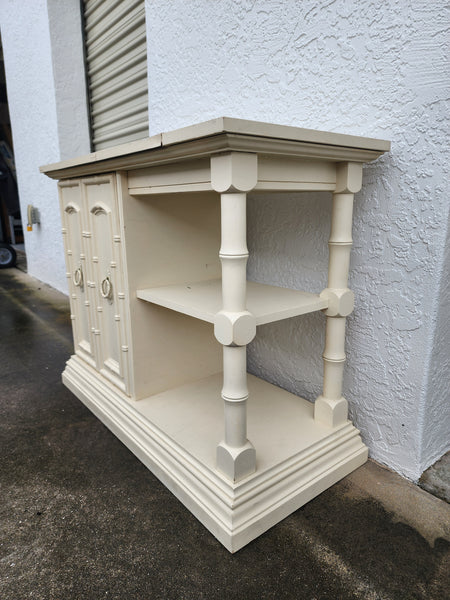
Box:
(100, 275, 113, 300)
(73, 266, 83, 287)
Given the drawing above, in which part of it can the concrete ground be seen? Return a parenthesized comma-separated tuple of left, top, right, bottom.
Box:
(1, 268, 449, 600)
(420, 453, 450, 504)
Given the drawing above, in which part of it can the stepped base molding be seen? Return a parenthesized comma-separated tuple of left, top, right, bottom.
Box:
(63, 355, 368, 552)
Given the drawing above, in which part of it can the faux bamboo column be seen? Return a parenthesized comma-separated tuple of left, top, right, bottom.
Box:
(315, 162, 363, 428)
(211, 153, 258, 482)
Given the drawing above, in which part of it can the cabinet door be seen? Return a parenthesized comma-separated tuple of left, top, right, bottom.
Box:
(59, 181, 97, 367)
(82, 175, 130, 394)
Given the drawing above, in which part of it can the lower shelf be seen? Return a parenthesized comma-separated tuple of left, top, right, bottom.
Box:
(128, 371, 353, 476)
(63, 355, 368, 552)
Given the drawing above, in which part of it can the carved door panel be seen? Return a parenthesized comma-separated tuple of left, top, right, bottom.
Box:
(59, 180, 97, 367)
(82, 175, 130, 393)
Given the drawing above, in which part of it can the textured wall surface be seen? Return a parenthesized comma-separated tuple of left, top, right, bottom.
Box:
(47, 0, 91, 161)
(421, 210, 450, 473)
(147, 0, 450, 479)
(1, 0, 63, 291)
(0, 0, 90, 293)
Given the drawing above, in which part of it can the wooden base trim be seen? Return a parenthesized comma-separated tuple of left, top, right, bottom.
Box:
(63, 356, 368, 552)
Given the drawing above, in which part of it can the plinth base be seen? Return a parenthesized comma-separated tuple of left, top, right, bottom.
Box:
(63, 355, 368, 552)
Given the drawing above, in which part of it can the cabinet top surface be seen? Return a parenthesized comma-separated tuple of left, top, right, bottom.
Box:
(41, 117, 390, 179)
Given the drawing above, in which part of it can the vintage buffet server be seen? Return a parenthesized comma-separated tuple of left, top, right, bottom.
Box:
(41, 118, 390, 552)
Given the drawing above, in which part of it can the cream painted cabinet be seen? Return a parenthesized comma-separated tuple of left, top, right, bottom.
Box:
(59, 180, 94, 367)
(43, 118, 390, 552)
(59, 175, 131, 394)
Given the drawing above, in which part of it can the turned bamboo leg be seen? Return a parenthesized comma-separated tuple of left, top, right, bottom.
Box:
(215, 192, 256, 482)
(315, 163, 362, 427)
(210, 153, 258, 482)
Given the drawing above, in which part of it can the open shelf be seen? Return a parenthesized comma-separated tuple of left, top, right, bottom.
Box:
(136, 279, 327, 325)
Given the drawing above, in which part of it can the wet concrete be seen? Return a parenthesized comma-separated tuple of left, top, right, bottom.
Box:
(1, 268, 449, 600)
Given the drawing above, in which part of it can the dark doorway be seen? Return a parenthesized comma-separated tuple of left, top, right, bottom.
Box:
(0, 33, 24, 269)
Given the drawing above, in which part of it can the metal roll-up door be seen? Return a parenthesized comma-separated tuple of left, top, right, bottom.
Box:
(83, 0, 149, 150)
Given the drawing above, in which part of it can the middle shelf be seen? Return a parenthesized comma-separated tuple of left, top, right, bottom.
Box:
(136, 279, 327, 325)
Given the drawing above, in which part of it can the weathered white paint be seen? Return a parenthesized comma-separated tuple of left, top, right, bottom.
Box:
(0, 0, 90, 293)
(146, 0, 450, 480)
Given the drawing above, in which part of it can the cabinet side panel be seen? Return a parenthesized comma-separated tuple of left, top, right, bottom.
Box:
(122, 190, 223, 398)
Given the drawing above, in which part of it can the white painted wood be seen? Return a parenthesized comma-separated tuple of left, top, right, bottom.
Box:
(63, 355, 368, 552)
(121, 190, 222, 401)
(315, 163, 362, 428)
(128, 183, 213, 195)
(59, 175, 132, 394)
(128, 158, 210, 191)
(59, 181, 97, 368)
(161, 117, 391, 152)
(83, 175, 130, 393)
(44, 120, 389, 552)
(115, 172, 135, 398)
(42, 137, 384, 181)
(40, 117, 389, 180)
(40, 134, 161, 176)
(215, 190, 256, 482)
(127, 155, 336, 196)
(136, 279, 328, 325)
(210, 153, 258, 193)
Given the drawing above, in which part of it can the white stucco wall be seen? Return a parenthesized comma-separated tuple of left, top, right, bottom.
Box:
(1, 0, 63, 291)
(146, 0, 450, 480)
(47, 0, 91, 161)
(421, 212, 450, 473)
(0, 0, 89, 293)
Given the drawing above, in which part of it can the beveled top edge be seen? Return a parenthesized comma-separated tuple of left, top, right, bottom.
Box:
(40, 117, 390, 177)
(162, 117, 391, 153)
(40, 133, 162, 175)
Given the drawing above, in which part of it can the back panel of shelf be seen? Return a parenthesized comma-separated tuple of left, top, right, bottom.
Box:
(121, 189, 223, 399)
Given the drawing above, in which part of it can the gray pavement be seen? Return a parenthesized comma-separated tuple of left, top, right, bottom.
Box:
(1, 268, 449, 600)
(420, 453, 450, 504)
